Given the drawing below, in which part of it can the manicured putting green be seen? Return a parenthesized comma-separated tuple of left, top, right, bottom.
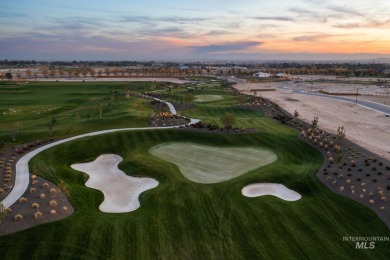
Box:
(195, 95, 224, 102)
(149, 142, 277, 183)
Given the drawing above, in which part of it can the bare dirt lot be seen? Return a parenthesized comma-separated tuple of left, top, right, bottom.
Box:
(235, 82, 390, 160)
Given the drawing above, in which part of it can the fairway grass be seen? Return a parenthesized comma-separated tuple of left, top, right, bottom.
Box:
(0, 130, 389, 259)
(149, 142, 277, 183)
(71, 154, 158, 213)
(242, 183, 302, 201)
(195, 94, 224, 102)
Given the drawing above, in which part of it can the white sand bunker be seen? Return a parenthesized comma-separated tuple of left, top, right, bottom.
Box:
(195, 95, 224, 102)
(71, 154, 158, 213)
(150, 143, 277, 184)
(242, 183, 301, 201)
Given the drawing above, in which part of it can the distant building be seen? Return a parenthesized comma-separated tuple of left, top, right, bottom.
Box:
(275, 73, 291, 79)
(253, 72, 271, 78)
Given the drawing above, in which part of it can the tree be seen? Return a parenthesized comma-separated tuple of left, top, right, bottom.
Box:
(104, 68, 110, 76)
(42, 69, 48, 78)
(220, 113, 236, 129)
(96, 103, 103, 118)
(5, 72, 12, 80)
(238, 94, 246, 105)
(26, 70, 32, 78)
(293, 110, 299, 118)
(337, 126, 346, 145)
(47, 117, 57, 136)
(311, 116, 319, 129)
(134, 100, 142, 120)
(0, 203, 8, 225)
(47, 123, 54, 136)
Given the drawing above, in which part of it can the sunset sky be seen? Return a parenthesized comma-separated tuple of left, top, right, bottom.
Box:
(1, 0, 390, 61)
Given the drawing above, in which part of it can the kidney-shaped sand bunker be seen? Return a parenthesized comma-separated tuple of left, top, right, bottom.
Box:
(71, 154, 158, 213)
(149, 142, 277, 184)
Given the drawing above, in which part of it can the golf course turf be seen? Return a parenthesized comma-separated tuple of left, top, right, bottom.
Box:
(0, 80, 389, 259)
(1, 129, 389, 259)
(149, 142, 276, 183)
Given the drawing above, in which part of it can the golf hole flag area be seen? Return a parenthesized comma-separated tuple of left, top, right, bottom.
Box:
(194, 95, 224, 102)
(149, 142, 277, 184)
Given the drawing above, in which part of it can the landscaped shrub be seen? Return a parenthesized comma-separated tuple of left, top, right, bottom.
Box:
(19, 197, 27, 203)
(34, 211, 43, 219)
(29, 187, 36, 193)
(50, 210, 56, 215)
(49, 200, 57, 207)
(40, 193, 46, 199)
(14, 214, 23, 221)
(31, 202, 39, 209)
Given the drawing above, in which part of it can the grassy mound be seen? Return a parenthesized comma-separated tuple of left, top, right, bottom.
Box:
(150, 142, 276, 183)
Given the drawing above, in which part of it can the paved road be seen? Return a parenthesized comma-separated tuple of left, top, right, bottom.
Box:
(1, 100, 199, 208)
(290, 89, 390, 115)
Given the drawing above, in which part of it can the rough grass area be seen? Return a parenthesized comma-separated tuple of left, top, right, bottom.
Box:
(149, 142, 277, 183)
(195, 94, 224, 102)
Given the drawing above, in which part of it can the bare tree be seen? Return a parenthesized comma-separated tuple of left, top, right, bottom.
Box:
(311, 116, 319, 129)
(96, 103, 103, 118)
(337, 126, 346, 145)
(0, 203, 8, 227)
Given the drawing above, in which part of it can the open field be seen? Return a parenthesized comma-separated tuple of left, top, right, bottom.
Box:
(0, 79, 389, 259)
(235, 82, 390, 160)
